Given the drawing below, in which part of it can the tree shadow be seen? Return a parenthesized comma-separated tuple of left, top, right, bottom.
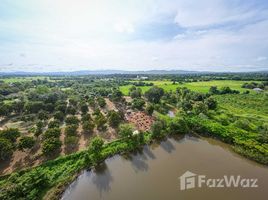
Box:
(92, 162, 114, 197)
(124, 152, 149, 173)
(160, 139, 175, 153)
(143, 145, 156, 160)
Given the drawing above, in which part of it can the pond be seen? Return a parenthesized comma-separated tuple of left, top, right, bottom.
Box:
(62, 135, 268, 200)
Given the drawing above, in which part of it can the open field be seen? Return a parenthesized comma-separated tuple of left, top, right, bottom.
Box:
(120, 80, 259, 95)
(0, 76, 50, 83)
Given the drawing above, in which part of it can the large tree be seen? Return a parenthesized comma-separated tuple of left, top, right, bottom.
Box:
(144, 86, 164, 103)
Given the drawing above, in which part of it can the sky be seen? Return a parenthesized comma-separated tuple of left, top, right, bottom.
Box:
(0, 0, 268, 72)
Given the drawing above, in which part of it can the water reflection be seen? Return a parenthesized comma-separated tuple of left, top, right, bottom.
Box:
(92, 162, 114, 197)
(123, 152, 149, 172)
(160, 139, 175, 153)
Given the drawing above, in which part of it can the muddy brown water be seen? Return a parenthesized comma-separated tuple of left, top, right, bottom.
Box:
(61, 135, 268, 200)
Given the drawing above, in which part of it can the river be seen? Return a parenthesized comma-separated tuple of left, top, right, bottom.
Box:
(62, 135, 268, 200)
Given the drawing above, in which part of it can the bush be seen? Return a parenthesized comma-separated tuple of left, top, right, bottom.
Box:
(65, 125, 78, 136)
(0, 138, 14, 160)
(168, 118, 189, 134)
(97, 97, 106, 108)
(43, 128, 61, 140)
(108, 111, 122, 128)
(0, 128, 20, 142)
(42, 138, 62, 156)
(151, 120, 166, 138)
(193, 101, 208, 115)
(144, 86, 164, 103)
(118, 124, 134, 138)
(54, 111, 65, 121)
(18, 136, 35, 151)
(131, 98, 145, 110)
(82, 121, 95, 134)
(145, 104, 154, 115)
(65, 115, 79, 125)
(205, 97, 217, 110)
(48, 120, 61, 129)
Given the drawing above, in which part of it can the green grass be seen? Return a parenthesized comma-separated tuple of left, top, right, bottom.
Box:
(120, 80, 257, 95)
(0, 76, 49, 83)
(214, 93, 268, 121)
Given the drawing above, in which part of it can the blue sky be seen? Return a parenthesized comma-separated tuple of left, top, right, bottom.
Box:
(0, 0, 268, 72)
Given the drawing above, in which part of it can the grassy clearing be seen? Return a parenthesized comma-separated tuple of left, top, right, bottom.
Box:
(120, 80, 257, 95)
(0, 76, 49, 83)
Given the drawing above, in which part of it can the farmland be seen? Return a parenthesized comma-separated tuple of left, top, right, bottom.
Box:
(0, 73, 267, 200)
(120, 80, 259, 95)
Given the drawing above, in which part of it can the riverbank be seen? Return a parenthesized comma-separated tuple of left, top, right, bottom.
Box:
(0, 115, 267, 200)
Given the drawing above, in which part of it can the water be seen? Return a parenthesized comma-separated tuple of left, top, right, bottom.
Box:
(62, 135, 268, 200)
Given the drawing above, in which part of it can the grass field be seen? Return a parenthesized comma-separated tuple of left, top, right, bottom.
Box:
(120, 80, 258, 95)
(0, 76, 49, 83)
(215, 93, 268, 122)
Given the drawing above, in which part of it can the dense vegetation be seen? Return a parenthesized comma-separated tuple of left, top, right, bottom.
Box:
(0, 72, 267, 199)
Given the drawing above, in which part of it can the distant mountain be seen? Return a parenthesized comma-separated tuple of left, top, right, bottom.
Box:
(0, 69, 267, 76)
(0, 69, 202, 76)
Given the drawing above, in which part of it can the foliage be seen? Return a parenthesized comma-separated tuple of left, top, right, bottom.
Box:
(65, 115, 79, 125)
(107, 110, 122, 128)
(0, 138, 14, 160)
(18, 136, 35, 151)
(118, 124, 134, 138)
(144, 86, 164, 103)
(42, 138, 62, 156)
(131, 98, 145, 110)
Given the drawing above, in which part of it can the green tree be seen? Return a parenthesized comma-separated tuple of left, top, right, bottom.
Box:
(108, 111, 122, 128)
(145, 104, 154, 115)
(193, 102, 208, 114)
(144, 86, 164, 103)
(18, 136, 35, 151)
(0, 128, 21, 142)
(54, 111, 65, 121)
(205, 97, 217, 110)
(0, 138, 14, 160)
(80, 102, 89, 114)
(131, 98, 145, 110)
(65, 115, 79, 125)
(65, 125, 78, 136)
(88, 136, 104, 165)
(43, 128, 61, 140)
(97, 97, 106, 108)
(118, 124, 134, 138)
(42, 138, 62, 156)
(82, 121, 95, 134)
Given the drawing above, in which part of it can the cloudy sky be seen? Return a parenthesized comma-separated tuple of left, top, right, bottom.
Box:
(0, 0, 268, 72)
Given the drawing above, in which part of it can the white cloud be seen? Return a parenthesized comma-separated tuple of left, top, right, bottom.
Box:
(256, 56, 267, 61)
(0, 0, 268, 72)
(114, 21, 134, 33)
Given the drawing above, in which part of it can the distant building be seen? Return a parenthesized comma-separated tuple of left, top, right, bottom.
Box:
(253, 88, 263, 92)
(136, 75, 148, 80)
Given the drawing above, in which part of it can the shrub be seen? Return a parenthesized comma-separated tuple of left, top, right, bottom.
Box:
(82, 121, 95, 134)
(43, 128, 61, 140)
(65, 125, 78, 136)
(131, 98, 145, 110)
(0, 138, 14, 160)
(0, 128, 20, 142)
(54, 111, 65, 121)
(118, 124, 134, 138)
(42, 138, 62, 156)
(48, 120, 61, 129)
(146, 103, 154, 115)
(18, 136, 35, 151)
(108, 111, 122, 128)
(65, 115, 79, 125)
